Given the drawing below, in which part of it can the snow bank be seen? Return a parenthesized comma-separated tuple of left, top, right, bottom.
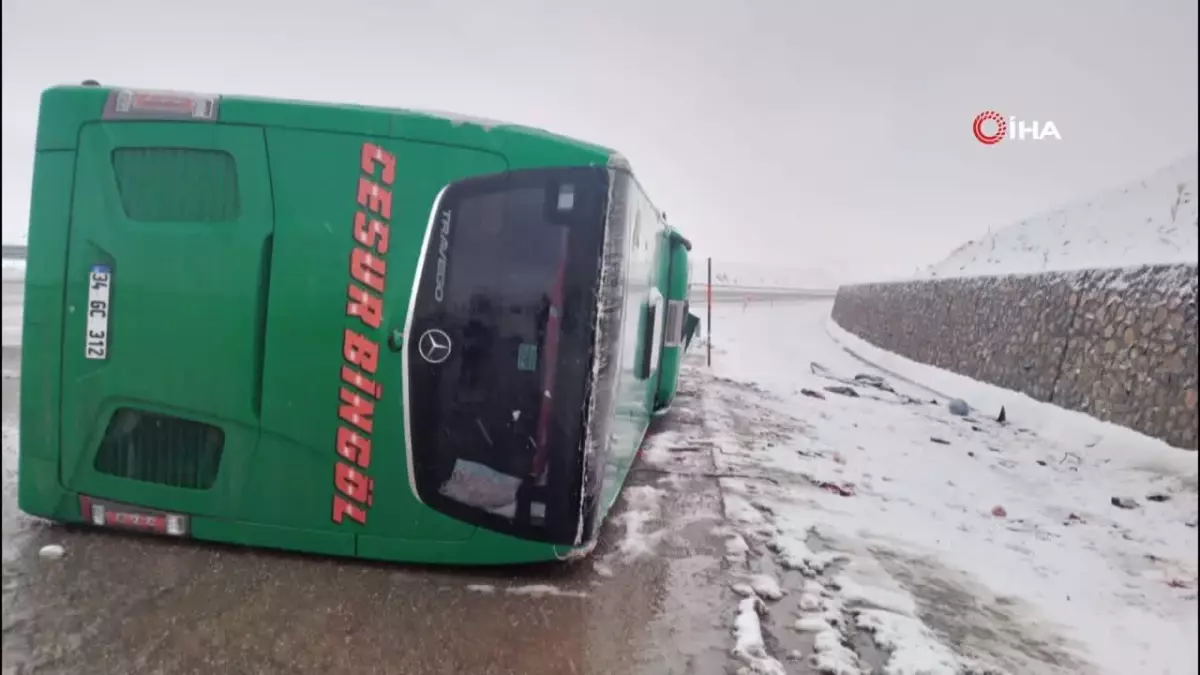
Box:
(503, 584, 589, 599)
(466, 583, 589, 599)
(731, 596, 786, 675)
(825, 317, 1197, 477)
(855, 610, 962, 675)
(921, 152, 1198, 279)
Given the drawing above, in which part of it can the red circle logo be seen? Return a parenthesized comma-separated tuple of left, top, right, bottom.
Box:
(973, 111, 1006, 145)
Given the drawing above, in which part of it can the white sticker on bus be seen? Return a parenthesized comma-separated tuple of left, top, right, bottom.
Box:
(85, 265, 112, 360)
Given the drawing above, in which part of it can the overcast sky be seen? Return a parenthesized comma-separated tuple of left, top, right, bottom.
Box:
(2, 0, 1197, 282)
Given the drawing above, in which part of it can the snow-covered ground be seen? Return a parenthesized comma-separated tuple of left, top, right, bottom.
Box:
(636, 300, 1197, 675)
(2, 304, 21, 349)
(2, 266, 22, 349)
(920, 153, 1198, 279)
(1, 258, 24, 276)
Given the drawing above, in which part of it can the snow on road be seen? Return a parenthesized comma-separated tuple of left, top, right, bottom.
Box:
(2, 305, 21, 349)
(646, 300, 1197, 675)
(2, 266, 22, 349)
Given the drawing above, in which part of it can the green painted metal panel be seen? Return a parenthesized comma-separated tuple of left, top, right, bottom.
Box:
(18, 85, 690, 565)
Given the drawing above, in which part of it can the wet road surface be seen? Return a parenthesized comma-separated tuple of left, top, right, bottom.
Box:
(1, 277, 738, 675)
(2, 271, 850, 675)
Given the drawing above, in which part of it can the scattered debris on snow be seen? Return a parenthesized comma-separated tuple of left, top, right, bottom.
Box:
(38, 544, 65, 560)
(948, 398, 971, 417)
(817, 481, 856, 497)
(1111, 496, 1140, 510)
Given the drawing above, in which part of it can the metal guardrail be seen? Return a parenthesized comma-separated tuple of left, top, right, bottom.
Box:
(693, 284, 836, 297)
(3, 245, 835, 302)
(2, 245, 27, 260)
(3, 245, 830, 375)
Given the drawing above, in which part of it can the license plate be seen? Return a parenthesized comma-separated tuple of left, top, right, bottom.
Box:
(85, 265, 112, 360)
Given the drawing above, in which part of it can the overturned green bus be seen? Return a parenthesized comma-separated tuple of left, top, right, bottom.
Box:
(18, 84, 699, 565)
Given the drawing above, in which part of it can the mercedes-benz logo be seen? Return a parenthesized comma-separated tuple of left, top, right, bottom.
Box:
(417, 328, 453, 364)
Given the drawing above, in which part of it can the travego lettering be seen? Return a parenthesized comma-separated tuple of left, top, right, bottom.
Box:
(434, 209, 451, 302)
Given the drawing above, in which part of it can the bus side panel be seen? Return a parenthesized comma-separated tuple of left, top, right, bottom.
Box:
(600, 175, 668, 516)
(576, 168, 632, 545)
(654, 237, 691, 412)
(34, 86, 107, 151)
(58, 123, 274, 521)
(227, 127, 391, 543)
(641, 230, 668, 416)
(252, 127, 515, 556)
(18, 150, 76, 519)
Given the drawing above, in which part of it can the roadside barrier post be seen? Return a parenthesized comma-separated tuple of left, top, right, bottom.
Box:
(706, 257, 712, 367)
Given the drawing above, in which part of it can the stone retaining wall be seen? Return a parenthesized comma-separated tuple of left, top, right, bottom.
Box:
(831, 264, 1198, 449)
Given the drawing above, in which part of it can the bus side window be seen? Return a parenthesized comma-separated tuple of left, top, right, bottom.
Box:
(636, 286, 663, 380)
(636, 301, 656, 380)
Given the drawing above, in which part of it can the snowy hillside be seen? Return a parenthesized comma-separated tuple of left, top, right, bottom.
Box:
(922, 153, 1199, 279)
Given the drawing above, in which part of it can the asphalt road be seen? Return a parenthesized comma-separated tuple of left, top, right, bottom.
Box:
(1, 276, 741, 675)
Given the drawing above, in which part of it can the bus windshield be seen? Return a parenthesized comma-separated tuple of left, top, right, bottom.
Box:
(406, 167, 610, 544)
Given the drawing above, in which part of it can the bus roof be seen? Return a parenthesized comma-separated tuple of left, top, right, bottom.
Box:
(35, 84, 619, 170)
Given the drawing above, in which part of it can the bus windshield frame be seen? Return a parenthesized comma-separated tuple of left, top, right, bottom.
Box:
(404, 167, 614, 545)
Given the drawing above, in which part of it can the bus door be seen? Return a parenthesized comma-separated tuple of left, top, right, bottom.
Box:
(58, 120, 275, 520)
